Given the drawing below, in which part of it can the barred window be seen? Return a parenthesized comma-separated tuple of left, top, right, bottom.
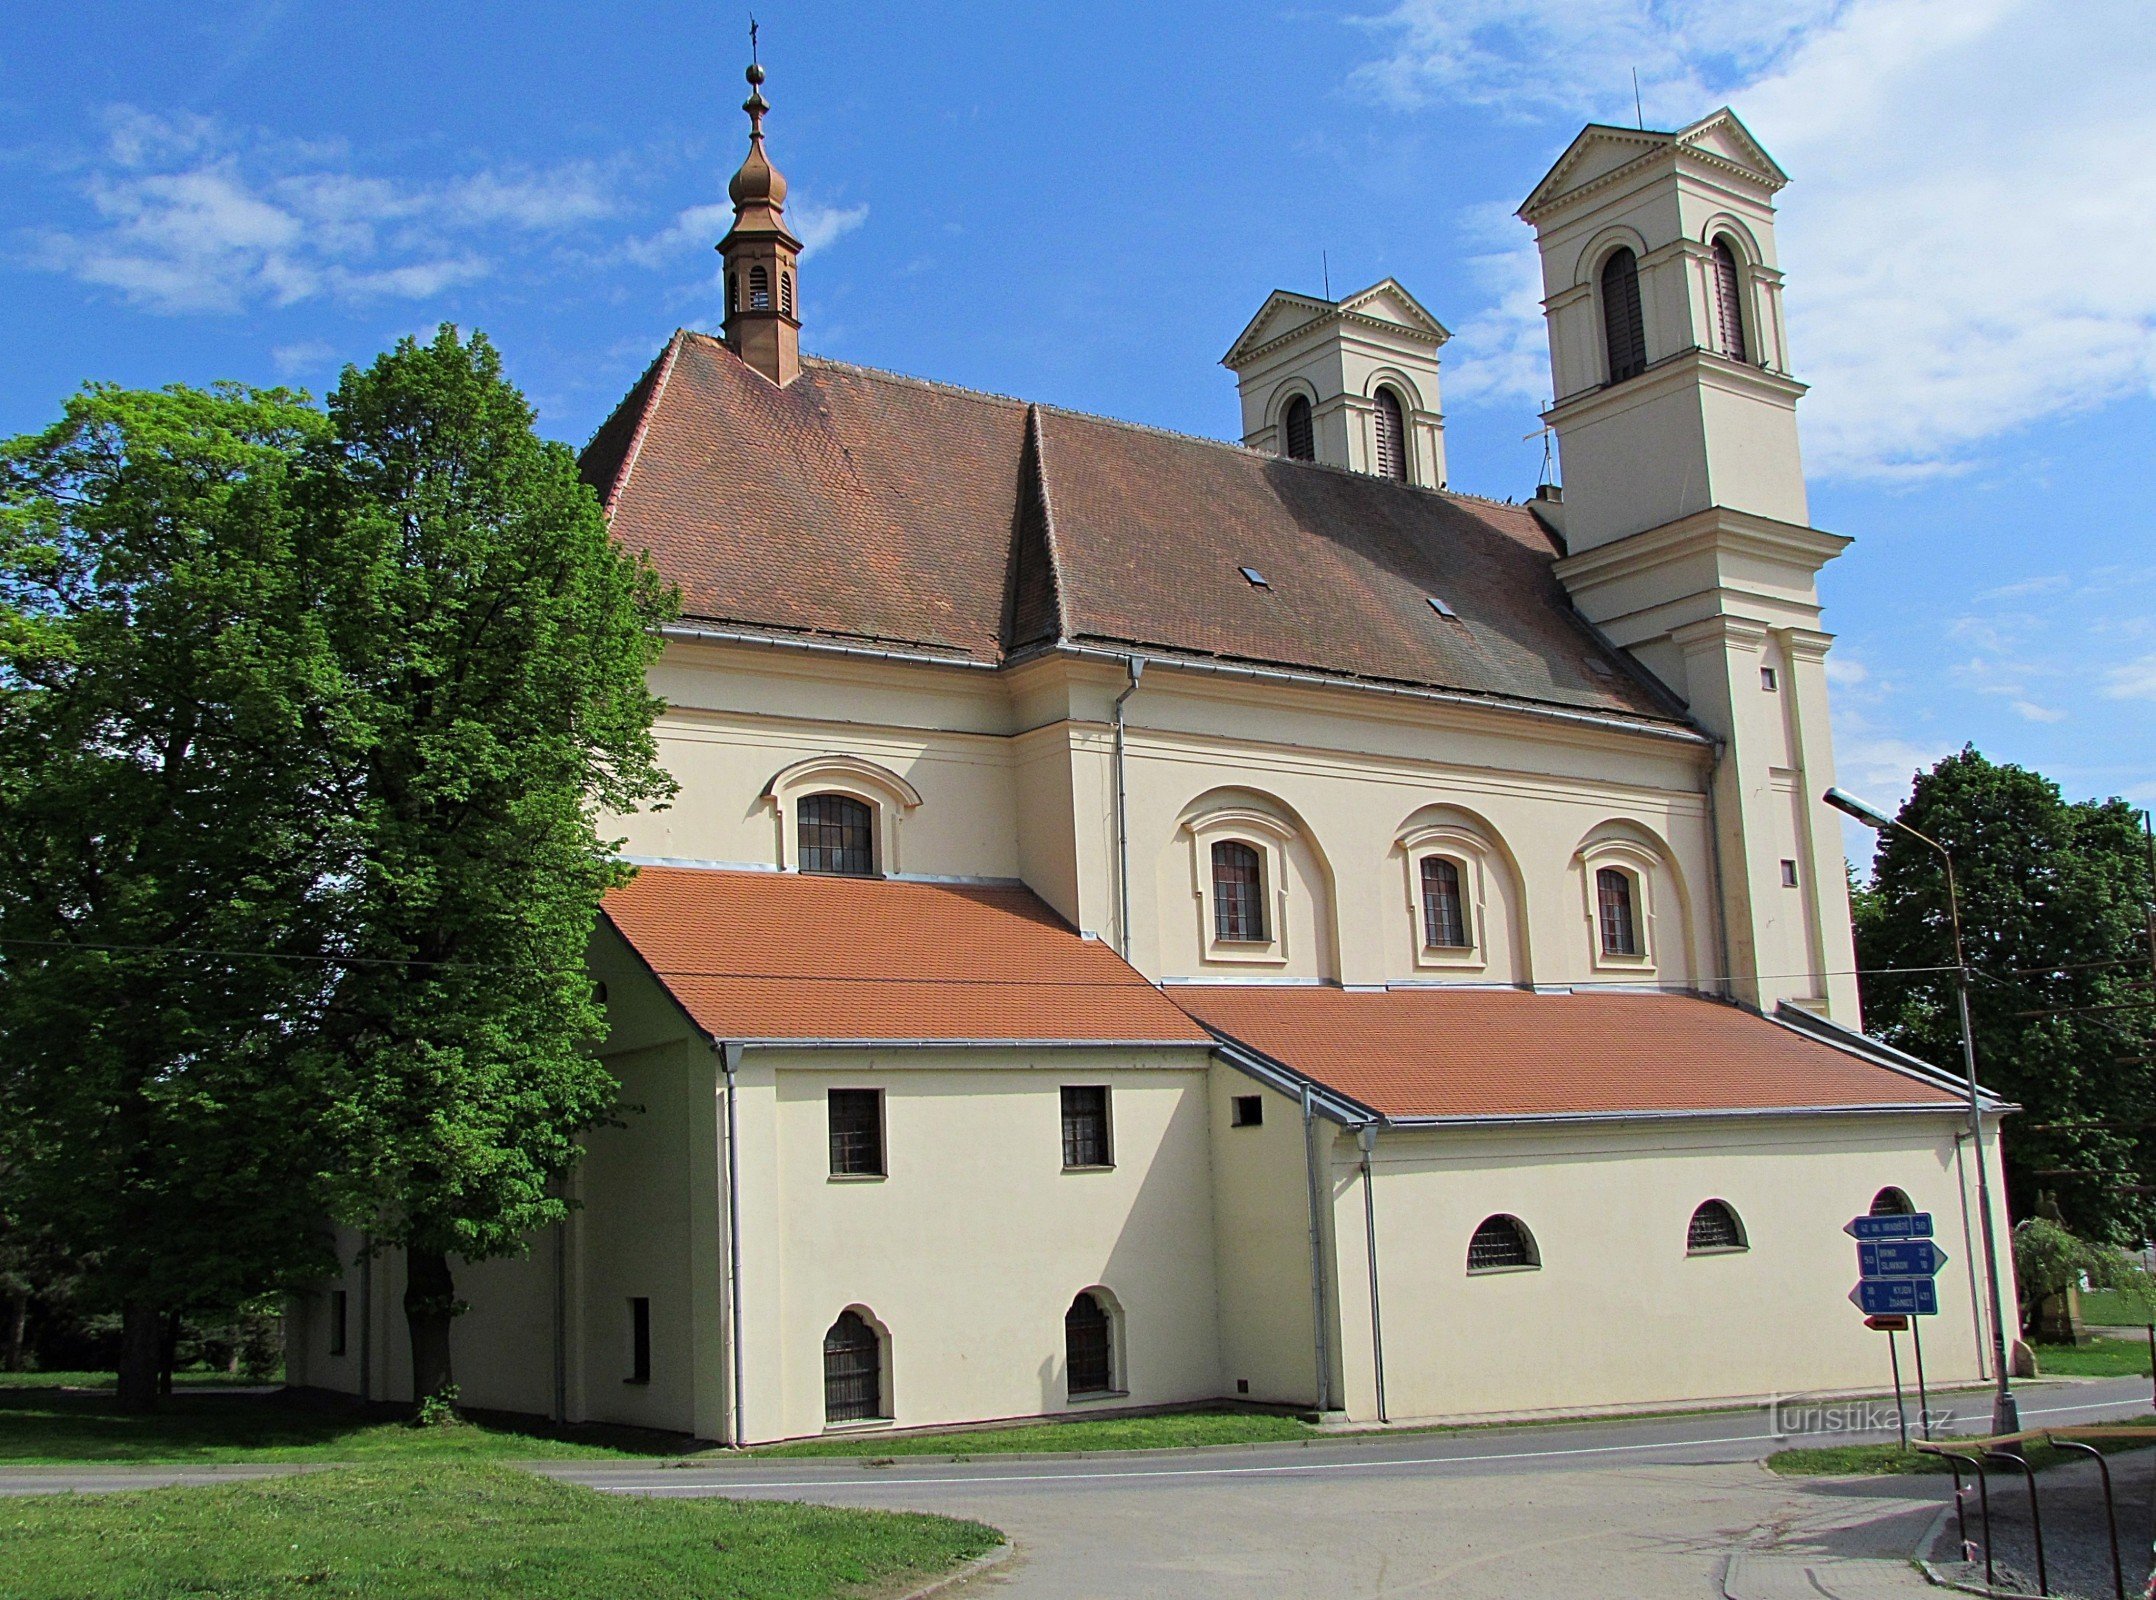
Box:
(1596, 867, 1639, 957)
(828, 1089, 884, 1177)
(1065, 1292, 1114, 1395)
(799, 793, 874, 875)
(1870, 1186, 1914, 1217)
(1420, 857, 1470, 949)
(749, 263, 771, 309)
(1711, 239, 1748, 362)
(822, 1310, 883, 1423)
(1467, 1214, 1539, 1272)
(1687, 1199, 1746, 1253)
(1061, 1085, 1112, 1169)
(1601, 247, 1647, 382)
(1283, 395, 1315, 461)
(1373, 387, 1408, 481)
(1211, 841, 1265, 942)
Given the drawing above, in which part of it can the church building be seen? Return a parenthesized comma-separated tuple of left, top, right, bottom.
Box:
(286, 65, 2017, 1443)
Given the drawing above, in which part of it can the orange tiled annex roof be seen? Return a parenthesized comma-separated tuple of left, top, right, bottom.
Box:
(1180, 986, 1965, 1121)
(602, 866, 1211, 1046)
(582, 334, 1687, 727)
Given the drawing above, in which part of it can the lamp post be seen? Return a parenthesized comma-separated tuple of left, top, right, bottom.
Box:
(1826, 785, 2019, 1438)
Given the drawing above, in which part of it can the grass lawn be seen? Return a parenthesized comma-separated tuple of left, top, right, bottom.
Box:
(0, 1369, 277, 1390)
(1768, 1417, 2156, 1477)
(0, 1386, 680, 1465)
(2076, 1289, 2156, 1328)
(0, 1461, 1000, 1600)
(749, 1405, 1317, 1458)
(2032, 1335, 2156, 1378)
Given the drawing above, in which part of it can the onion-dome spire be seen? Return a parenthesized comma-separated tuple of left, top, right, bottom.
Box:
(728, 56, 788, 210)
(717, 25, 804, 385)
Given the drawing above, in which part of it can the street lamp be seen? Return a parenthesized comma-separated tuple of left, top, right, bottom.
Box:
(1825, 785, 2019, 1437)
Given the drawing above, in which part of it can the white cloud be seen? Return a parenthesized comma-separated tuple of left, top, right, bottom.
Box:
(2010, 699, 2068, 724)
(2104, 653, 2156, 701)
(1358, 0, 2156, 480)
(28, 109, 612, 314)
(624, 196, 866, 275)
(270, 339, 338, 376)
(789, 200, 868, 261)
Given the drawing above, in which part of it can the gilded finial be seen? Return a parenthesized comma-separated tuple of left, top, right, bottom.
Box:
(744, 19, 768, 138)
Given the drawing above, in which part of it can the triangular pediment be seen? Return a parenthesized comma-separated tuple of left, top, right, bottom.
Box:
(1221, 290, 1332, 368)
(1337, 278, 1450, 345)
(1519, 108, 1784, 221)
(1673, 108, 1787, 187)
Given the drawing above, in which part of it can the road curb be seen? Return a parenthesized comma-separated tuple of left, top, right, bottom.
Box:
(891, 1542, 1014, 1599)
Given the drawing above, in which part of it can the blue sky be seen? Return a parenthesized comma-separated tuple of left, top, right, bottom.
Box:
(4, 1, 2150, 854)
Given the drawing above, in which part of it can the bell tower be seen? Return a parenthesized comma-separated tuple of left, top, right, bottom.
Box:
(718, 45, 802, 386)
(1522, 109, 1859, 1024)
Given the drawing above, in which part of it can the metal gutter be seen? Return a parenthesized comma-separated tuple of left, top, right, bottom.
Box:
(1208, 1035, 1374, 1124)
(1768, 1003, 2010, 1109)
(661, 622, 997, 672)
(717, 1040, 747, 1446)
(1300, 1085, 1334, 1413)
(712, 1036, 1214, 1050)
(1357, 1122, 1389, 1424)
(1374, 1101, 1977, 1130)
(1056, 644, 1713, 748)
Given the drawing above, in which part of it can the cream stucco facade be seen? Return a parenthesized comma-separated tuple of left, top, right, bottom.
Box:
(286, 104, 2022, 1443)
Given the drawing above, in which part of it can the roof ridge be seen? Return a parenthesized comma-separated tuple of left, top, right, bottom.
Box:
(599, 331, 684, 518)
(1025, 404, 1072, 645)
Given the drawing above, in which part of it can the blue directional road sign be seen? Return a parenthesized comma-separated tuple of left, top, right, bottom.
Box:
(1846, 1212, 1935, 1241)
(1857, 1240, 1949, 1279)
(1850, 1278, 1940, 1317)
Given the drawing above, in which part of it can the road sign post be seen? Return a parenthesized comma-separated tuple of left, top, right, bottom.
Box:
(1850, 1211, 1946, 1445)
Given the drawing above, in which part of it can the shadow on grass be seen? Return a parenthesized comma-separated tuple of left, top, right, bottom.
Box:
(0, 1386, 693, 1464)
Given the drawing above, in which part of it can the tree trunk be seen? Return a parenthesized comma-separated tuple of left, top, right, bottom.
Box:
(1, 1288, 26, 1372)
(403, 1249, 457, 1405)
(116, 1300, 163, 1413)
(160, 1309, 181, 1396)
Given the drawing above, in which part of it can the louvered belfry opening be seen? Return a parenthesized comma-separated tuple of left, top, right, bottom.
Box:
(1283, 395, 1315, 461)
(1711, 239, 1748, 362)
(823, 1311, 882, 1423)
(1211, 841, 1265, 941)
(1065, 1292, 1113, 1395)
(748, 263, 771, 309)
(1373, 388, 1408, 480)
(1420, 856, 1469, 949)
(1600, 247, 1647, 382)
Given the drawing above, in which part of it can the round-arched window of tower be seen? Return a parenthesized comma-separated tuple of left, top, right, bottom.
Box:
(1373, 388, 1408, 481)
(1601, 247, 1647, 383)
(1711, 239, 1748, 362)
(1282, 395, 1315, 462)
(748, 263, 771, 310)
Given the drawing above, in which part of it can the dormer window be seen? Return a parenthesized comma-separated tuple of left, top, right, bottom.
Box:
(799, 793, 874, 876)
(1282, 395, 1315, 462)
(1711, 239, 1747, 362)
(1373, 388, 1408, 481)
(748, 263, 771, 310)
(1600, 248, 1647, 383)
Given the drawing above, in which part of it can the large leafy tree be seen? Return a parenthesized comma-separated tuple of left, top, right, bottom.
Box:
(303, 329, 675, 1401)
(1856, 749, 2156, 1241)
(0, 384, 346, 1408)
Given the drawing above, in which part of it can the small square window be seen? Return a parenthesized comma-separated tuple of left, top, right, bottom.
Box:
(1231, 1094, 1264, 1128)
(829, 1089, 885, 1177)
(1062, 1086, 1112, 1169)
(1760, 666, 1779, 691)
(1780, 859, 1799, 888)
(627, 1296, 651, 1385)
(329, 1289, 348, 1357)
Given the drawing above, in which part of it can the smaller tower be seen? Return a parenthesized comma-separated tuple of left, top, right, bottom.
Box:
(718, 50, 803, 386)
(1221, 280, 1449, 488)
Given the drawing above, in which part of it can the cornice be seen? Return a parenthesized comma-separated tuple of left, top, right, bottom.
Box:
(1521, 138, 1783, 228)
(1547, 347, 1806, 419)
(1553, 506, 1851, 590)
(1232, 306, 1449, 371)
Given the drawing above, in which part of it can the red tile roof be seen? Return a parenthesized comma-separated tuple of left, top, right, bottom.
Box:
(602, 866, 1210, 1045)
(584, 334, 1686, 725)
(1179, 986, 1963, 1120)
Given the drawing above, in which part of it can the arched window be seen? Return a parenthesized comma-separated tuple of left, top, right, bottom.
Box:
(1468, 1214, 1539, 1272)
(799, 793, 875, 876)
(748, 263, 771, 310)
(1373, 387, 1408, 481)
(728, 272, 741, 315)
(781, 269, 795, 317)
(823, 1310, 883, 1423)
(1601, 247, 1647, 383)
(1687, 1199, 1747, 1253)
(1711, 239, 1747, 362)
(1282, 395, 1315, 461)
(1420, 857, 1469, 949)
(1211, 841, 1265, 942)
(1870, 1186, 1915, 1217)
(1596, 867, 1639, 956)
(1065, 1291, 1114, 1396)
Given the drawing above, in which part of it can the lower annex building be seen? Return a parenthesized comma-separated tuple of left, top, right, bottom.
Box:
(287, 65, 2020, 1442)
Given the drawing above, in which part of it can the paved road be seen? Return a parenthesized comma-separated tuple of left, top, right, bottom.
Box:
(5, 1380, 2150, 1598)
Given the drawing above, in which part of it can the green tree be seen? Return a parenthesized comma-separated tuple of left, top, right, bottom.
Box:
(303, 330, 675, 1402)
(1856, 749, 2156, 1242)
(0, 383, 345, 1408)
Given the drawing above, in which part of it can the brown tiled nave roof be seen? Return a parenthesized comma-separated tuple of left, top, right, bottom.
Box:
(583, 332, 1686, 724)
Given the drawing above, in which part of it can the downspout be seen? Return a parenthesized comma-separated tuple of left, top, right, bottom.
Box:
(719, 1041, 747, 1445)
(1300, 1085, 1333, 1413)
(1358, 1122, 1389, 1424)
(551, 1205, 567, 1424)
(1113, 657, 1146, 961)
(358, 1234, 373, 1409)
